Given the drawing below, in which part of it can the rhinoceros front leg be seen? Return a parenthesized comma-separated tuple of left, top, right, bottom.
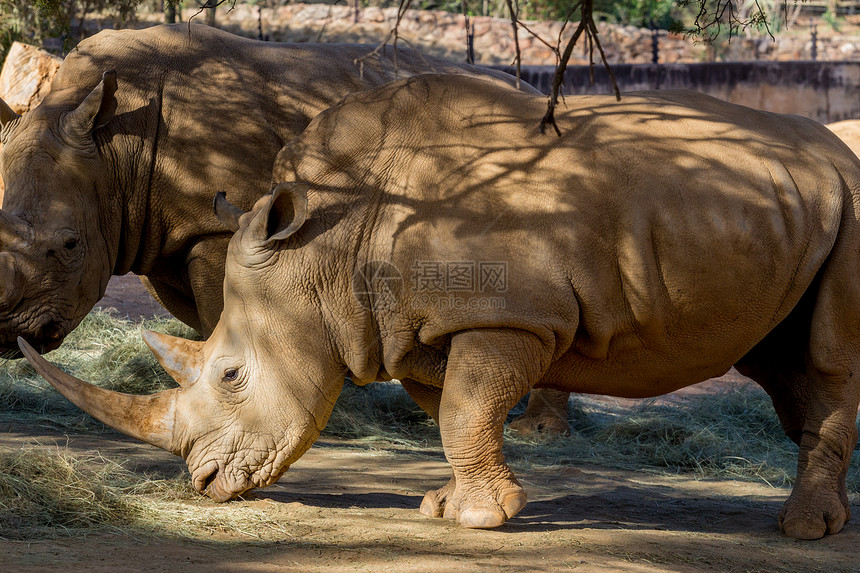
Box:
(508, 388, 571, 437)
(423, 328, 552, 528)
(399, 379, 459, 517)
(139, 275, 204, 333)
(185, 237, 232, 337)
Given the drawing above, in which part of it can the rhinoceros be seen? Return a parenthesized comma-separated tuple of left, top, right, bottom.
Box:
(828, 120, 860, 157)
(0, 23, 531, 352)
(20, 75, 860, 539)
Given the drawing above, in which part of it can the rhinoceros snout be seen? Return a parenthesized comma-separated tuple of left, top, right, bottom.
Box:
(192, 461, 242, 502)
(1, 315, 66, 352)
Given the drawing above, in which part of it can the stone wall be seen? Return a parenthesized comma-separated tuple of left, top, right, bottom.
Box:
(205, 3, 860, 66)
(503, 62, 860, 124)
(213, 3, 710, 65)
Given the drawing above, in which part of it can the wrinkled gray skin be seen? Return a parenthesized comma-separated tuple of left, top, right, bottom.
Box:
(0, 23, 533, 353)
(23, 75, 860, 538)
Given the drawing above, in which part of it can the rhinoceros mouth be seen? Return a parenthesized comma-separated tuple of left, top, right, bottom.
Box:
(192, 458, 287, 502)
(0, 312, 70, 353)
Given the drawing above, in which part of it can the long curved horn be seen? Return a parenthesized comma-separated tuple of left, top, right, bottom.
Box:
(18, 337, 181, 455)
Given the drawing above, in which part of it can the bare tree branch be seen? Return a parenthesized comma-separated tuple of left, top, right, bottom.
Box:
(505, 0, 521, 90)
(462, 0, 475, 64)
(539, 17, 586, 136)
(677, 0, 775, 41)
(354, 0, 418, 79)
(538, 0, 620, 136)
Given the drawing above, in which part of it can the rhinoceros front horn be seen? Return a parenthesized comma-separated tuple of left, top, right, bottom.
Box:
(17, 337, 181, 455)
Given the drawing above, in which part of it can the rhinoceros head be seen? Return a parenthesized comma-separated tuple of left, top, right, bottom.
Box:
(0, 72, 118, 352)
(19, 184, 347, 500)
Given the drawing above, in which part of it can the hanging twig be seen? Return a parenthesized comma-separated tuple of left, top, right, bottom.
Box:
(316, 1, 337, 42)
(539, 17, 587, 136)
(504, 0, 521, 90)
(186, 0, 236, 34)
(354, 0, 415, 78)
(538, 0, 621, 136)
(462, 0, 475, 65)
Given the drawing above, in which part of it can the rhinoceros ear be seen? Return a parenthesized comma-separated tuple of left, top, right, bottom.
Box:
(246, 182, 309, 246)
(64, 70, 118, 137)
(0, 253, 24, 311)
(213, 191, 246, 233)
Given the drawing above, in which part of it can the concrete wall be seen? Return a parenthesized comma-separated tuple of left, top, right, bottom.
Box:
(499, 62, 860, 124)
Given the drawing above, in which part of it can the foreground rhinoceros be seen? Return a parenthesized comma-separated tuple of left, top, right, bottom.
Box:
(21, 75, 860, 539)
(0, 23, 529, 352)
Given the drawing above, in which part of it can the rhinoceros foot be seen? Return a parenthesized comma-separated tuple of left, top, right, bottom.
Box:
(778, 488, 851, 540)
(508, 409, 570, 438)
(419, 474, 527, 529)
(508, 388, 571, 438)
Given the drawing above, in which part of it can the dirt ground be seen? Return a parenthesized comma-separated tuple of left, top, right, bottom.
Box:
(2, 275, 858, 573)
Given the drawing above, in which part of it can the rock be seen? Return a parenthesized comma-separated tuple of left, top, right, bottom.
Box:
(0, 42, 63, 196)
(0, 42, 62, 114)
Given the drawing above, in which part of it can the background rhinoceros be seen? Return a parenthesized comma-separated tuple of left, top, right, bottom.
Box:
(0, 23, 531, 353)
(22, 74, 860, 540)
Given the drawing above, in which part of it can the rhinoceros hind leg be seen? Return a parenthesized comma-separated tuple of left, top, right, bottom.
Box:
(737, 266, 859, 539)
(508, 388, 571, 437)
(434, 328, 552, 528)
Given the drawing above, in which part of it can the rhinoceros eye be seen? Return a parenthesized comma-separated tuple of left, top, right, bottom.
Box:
(222, 368, 239, 383)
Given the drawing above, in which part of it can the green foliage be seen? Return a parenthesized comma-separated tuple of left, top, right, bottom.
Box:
(595, 0, 677, 29)
(0, 0, 69, 61)
(0, 0, 146, 62)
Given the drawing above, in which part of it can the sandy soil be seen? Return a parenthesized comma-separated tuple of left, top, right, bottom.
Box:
(94, 273, 170, 320)
(2, 276, 858, 572)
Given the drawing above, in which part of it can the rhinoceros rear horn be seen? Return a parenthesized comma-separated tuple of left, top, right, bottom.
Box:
(64, 70, 118, 136)
(17, 337, 181, 455)
(213, 191, 246, 233)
